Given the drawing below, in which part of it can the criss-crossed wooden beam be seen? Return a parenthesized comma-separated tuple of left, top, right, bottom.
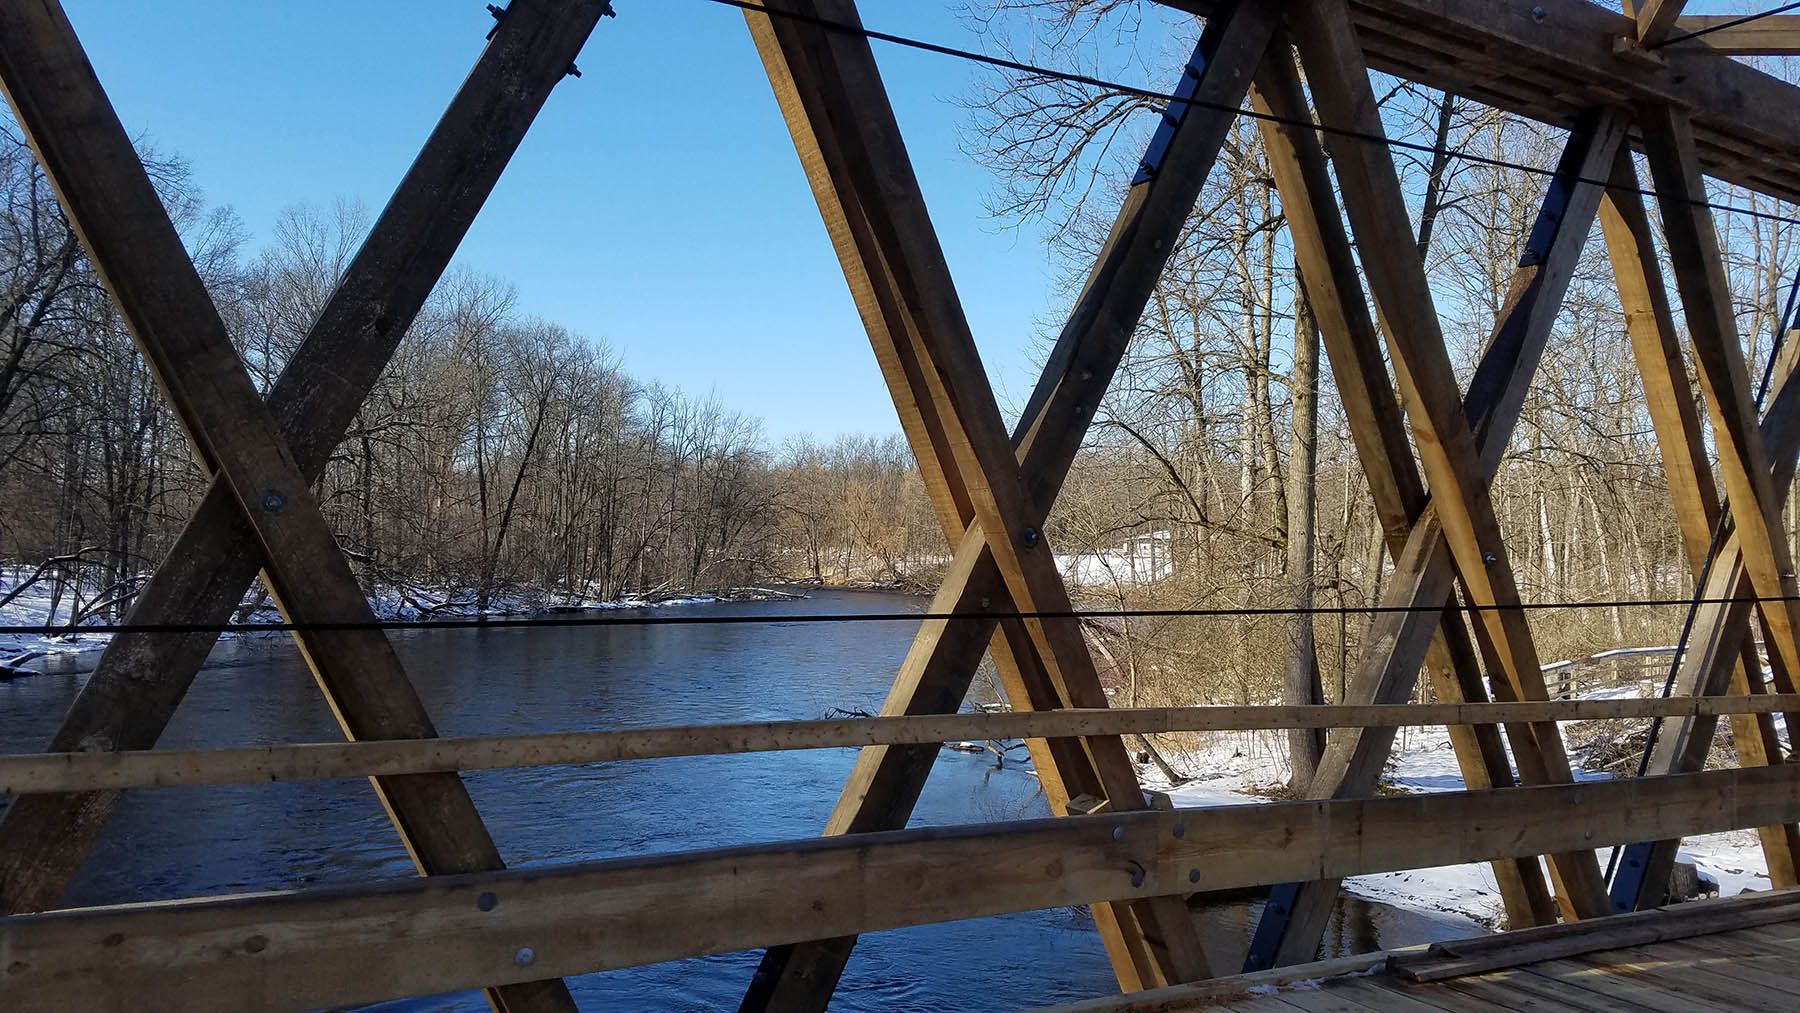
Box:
(1636, 105, 1800, 719)
(1247, 93, 1627, 966)
(1599, 145, 1800, 906)
(737, 3, 1291, 1003)
(1605, 118, 1800, 911)
(1239, 3, 1622, 969)
(1247, 38, 1558, 935)
(0, 2, 609, 1009)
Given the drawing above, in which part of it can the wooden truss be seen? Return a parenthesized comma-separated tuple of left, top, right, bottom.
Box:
(3, 0, 1800, 1009)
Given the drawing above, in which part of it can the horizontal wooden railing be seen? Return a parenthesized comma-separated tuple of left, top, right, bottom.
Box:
(6, 761, 1800, 1012)
(2, 694, 1796, 794)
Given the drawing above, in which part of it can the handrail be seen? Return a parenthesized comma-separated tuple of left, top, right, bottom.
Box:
(4, 694, 1795, 794)
(7, 762, 1799, 1013)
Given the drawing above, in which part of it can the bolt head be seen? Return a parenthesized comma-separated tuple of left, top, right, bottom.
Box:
(1111, 826, 1124, 841)
(261, 491, 285, 513)
(1189, 868, 1201, 883)
(514, 946, 535, 968)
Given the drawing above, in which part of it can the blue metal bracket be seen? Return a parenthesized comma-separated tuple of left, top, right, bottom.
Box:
(1242, 881, 1302, 971)
(1131, 37, 1214, 187)
(1609, 841, 1657, 912)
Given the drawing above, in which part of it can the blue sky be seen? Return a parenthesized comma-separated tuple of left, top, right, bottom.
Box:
(56, 0, 1124, 443)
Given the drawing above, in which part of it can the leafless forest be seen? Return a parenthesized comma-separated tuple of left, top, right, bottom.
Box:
(4, 2, 1799, 740)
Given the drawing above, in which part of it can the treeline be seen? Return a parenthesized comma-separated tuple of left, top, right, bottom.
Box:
(0, 123, 945, 622)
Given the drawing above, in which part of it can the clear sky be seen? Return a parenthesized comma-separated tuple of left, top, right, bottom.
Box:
(59, 0, 1086, 443)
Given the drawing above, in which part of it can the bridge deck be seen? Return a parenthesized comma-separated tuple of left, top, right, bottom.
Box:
(1044, 888, 1800, 1012)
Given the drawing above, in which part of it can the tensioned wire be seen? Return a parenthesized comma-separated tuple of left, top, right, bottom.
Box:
(699, 0, 1800, 229)
(13, 3, 1800, 639)
(7, 593, 1800, 635)
(1651, 2, 1800, 49)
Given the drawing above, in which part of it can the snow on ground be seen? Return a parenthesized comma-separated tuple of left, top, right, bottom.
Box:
(1135, 672, 1778, 936)
(0, 567, 114, 674)
(1, 566, 739, 677)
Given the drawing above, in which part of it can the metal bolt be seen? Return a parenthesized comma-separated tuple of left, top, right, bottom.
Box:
(1584, 828, 1594, 840)
(1189, 868, 1201, 884)
(261, 491, 285, 513)
(1020, 527, 1042, 549)
(1172, 822, 1186, 839)
(477, 892, 498, 912)
(1481, 551, 1497, 566)
(1112, 826, 1124, 842)
(1130, 868, 1146, 888)
(1530, 6, 1546, 22)
(514, 947, 536, 968)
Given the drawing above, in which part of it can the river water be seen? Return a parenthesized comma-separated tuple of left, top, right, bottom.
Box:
(0, 589, 1472, 1010)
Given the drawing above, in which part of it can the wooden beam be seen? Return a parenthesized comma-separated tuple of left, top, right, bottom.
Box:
(1638, 105, 1800, 726)
(0, 2, 607, 1008)
(1038, 889, 1800, 1012)
(5, 696, 1800, 797)
(1668, 15, 1800, 54)
(1598, 145, 1800, 903)
(1157, 0, 1800, 205)
(8, 764, 1800, 1013)
(1634, 0, 1688, 45)
(0, 2, 610, 922)
(1248, 38, 1556, 933)
(1256, 4, 1622, 965)
(737, 1, 1284, 999)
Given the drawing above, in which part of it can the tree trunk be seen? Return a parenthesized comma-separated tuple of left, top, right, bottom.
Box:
(1285, 275, 1326, 790)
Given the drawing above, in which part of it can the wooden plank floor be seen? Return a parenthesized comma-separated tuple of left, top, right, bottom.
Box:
(1212, 921, 1800, 1012)
(1039, 888, 1800, 1012)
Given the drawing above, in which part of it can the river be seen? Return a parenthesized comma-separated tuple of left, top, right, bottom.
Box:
(0, 588, 1474, 1010)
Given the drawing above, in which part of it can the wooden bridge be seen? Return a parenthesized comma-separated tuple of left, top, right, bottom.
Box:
(4, 0, 1800, 1009)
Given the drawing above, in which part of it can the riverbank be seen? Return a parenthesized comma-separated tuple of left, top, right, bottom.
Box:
(0, 568, 798, 678)
(1135, 693, 1781, 936)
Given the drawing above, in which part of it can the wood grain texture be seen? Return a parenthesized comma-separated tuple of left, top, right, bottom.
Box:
(0, 2, 608, 1008)
(3, 696, 1797, 796)
(1599, 146, 1800, 896)
(735, 1, 1289, 999)
(1159, 0, 1800, 203)
(8, 767, 1800, 1013)
(1251, 40, 1555, 933)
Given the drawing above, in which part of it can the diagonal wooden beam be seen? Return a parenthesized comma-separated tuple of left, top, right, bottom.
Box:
(0, 2, 608, 1009)
(1242, 2, 1623, 966)
(1248, 91, 1628, 968)
(1598, 145, 1800, 907)
(1633, 0, 1689, 45)
(736, 2, 1281, 1004)
(1248, 38, 1557, 934)
(1637, 104, 1800, 726)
